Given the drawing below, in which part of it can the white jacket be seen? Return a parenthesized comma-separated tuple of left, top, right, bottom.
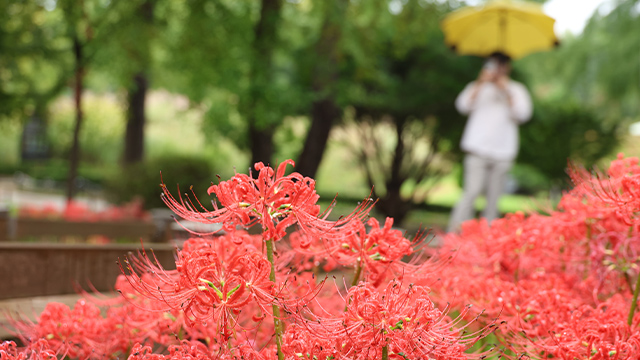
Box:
(455, 80, 532, 161)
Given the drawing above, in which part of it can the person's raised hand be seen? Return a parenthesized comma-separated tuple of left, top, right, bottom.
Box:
(495, 75, 510, 90)
(477, 69, 494, 83)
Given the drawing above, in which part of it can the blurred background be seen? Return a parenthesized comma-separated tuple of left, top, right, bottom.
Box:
(1, 0, 639, 234)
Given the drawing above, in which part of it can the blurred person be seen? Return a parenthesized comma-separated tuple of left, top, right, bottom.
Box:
(447, 52, 532, 232)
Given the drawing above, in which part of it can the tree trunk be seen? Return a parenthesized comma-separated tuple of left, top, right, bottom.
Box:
(388, 120, 405, 195)
(379, 188, 412, 225)
(124, 72, 148, 164)
(66, 36, 84, 202)
(296, 98, 340, 178)
(249, 124, 275, 168)
(380, 121, 412, 224)
(123, 0, 153, 164)
(247, 0, 282, 168)
(295, 0, 345, 178)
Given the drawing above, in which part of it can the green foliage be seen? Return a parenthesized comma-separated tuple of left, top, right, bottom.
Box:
(152, 0, 296, 150)
(518, 100, 620, 188)
(0, 159, 106, 185)
(500, 2, 639, 191)
(518, 0, 640, 120)
(273, 116, 309, 162)
(314, 0, 484, 223)
(90, 0, 158, 87)
(155, 0, 254, 100)
(0, 120, 22, 165)
(509, 163, 556, 195)
(1, 0, 636, 216)
(105, 154, 215, 209)
(0, 1, 72, 123)
(46, 95, 124, 164)
(338, 0, 483, 147)
(577, 0, 640, 117)
(0, 0, 147, 119)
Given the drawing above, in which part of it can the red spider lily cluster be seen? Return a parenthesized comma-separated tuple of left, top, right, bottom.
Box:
(1, 160, 485, 359)
(5, 155, 640, 359)
(18, 199, 149, 222)
(428, 153, 640, 359)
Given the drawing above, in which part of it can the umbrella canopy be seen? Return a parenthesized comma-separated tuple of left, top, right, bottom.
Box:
(441, 0, 558, 60)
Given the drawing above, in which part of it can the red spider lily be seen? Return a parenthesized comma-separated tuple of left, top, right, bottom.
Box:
(99, 280, 192, 349)
(329, 218, 413, 283)
(281, 324, 340, 360)
(127, 341, 215, 360)
(0, 340, 58, 360)
(8, 275, 204, 358)
(16, 155, 640, 360)
(18, 203, 59, 219)
(287, 280, 495, 360)
(161, 160, 374, 242)
(120, 235, 275, 341)
(434, 207, 635, 303)
(426, 155, 640, 358)
(126, 340, 276, 360)
(288, 217, 442, 287)
(431, 214, 630, 317)
(342, 218, 443, 287)
(63, 200, 150, 222)
(18, 200, 149, 223)
(516, 295, 640, 360)
(9, 300, 129, 359)
(12, 278, 221, 358)
(118, 233, 327, 353)
(567, 154, 640, 226)
(467, 275, 584, 335)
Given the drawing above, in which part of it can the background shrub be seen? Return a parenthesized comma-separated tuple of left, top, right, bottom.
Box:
(105, 154, 215, 209)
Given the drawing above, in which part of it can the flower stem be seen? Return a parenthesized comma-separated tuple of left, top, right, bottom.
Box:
(382, 345, 389, 360)
(351, 260, 363, 287)
(344, 261, 363, 312)
(628, 271, 640, 326)
(265, 239, 284, 360)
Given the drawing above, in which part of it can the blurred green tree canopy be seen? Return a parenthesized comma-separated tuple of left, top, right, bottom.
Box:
(1, 0, 637, 214)
(333, 0, 482, 223)
(518, 0, 640, 119)
(515, 0, 639, 188)
(0, 1, 70, 119)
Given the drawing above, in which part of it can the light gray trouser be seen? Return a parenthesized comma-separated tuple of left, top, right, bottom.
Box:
(447, 153, 513, 232)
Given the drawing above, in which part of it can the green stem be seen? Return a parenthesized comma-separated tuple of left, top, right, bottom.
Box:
(344, 261, 363, 312)
(266, 239, 284, 360)
(382, 345, 389, 360)
(351, 260, 363, 287)
(227, 334, 233, 353)
(625, 272, 634, 293)
(629, 271, 640, 326)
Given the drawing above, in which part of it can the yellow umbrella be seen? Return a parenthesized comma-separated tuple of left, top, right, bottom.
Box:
(441, 0, 558, 60)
